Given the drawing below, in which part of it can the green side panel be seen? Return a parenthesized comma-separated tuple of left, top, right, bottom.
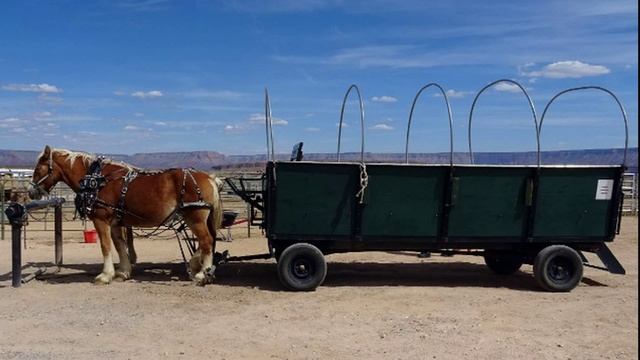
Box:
(272, 162, 358, 237)
(361, 165, 447, 238)
(533, 167, 619, 238)
(448, 167, 531, 238)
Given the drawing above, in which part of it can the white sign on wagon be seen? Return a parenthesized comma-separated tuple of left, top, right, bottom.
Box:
(595, 179, 614, 200)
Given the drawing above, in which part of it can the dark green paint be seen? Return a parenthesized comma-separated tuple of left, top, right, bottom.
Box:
(447, 167, 532, 238)
(269, 161, 621, 243)
(533, 168, 618, 238)
(361, 165, 447, 237)
(272, 163, 357, 236)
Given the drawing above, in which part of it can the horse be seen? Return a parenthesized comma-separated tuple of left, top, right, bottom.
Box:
(28, 145, 222, 285)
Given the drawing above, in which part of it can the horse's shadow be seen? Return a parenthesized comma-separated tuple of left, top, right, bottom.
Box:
(5, 258, 608, 291)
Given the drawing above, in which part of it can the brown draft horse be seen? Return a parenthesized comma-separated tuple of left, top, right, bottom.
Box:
(28, 145, 222, 285)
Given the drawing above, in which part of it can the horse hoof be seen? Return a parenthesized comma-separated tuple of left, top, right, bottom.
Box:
(193, 272, 214, 286)
(113, 272, 130, 282)
(94, 273, 113, 285)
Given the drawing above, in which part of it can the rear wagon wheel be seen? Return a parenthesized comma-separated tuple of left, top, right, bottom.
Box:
(277, 243, 327, 291)
(533, 245, 583, 292)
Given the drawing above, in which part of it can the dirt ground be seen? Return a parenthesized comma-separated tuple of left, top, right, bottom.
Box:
(0, 218, 637, 360)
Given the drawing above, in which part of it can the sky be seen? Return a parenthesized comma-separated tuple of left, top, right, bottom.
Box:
(0, 0, 638, 157)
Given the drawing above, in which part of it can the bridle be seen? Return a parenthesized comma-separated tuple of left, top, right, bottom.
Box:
(29, 150, 54, 196)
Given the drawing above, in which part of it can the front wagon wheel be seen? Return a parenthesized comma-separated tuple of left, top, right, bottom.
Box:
(277, 243, 327, 291)
(533, 245, 583, 292)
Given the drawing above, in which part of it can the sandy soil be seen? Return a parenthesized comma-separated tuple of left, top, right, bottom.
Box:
(0, 218, 637, 360)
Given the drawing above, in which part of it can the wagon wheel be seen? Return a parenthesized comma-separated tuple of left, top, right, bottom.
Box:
(277, 243, 327, 291)
(533, 245, 583, 292)
(483, 250, 523, 275)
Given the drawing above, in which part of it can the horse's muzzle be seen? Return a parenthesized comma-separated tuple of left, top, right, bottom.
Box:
(28, 186, 45, 200)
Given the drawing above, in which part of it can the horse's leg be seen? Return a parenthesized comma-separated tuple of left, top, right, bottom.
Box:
(94, 219, 116, 285)
(111, 225, 132, 281)
(126, 227, 137, 265)
(182, 209, 214, 286)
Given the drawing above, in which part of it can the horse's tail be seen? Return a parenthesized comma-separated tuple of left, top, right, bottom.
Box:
(207, 175, 223, 239)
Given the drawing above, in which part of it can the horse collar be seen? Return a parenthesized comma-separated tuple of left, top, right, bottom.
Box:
(74, 158, 108, 219)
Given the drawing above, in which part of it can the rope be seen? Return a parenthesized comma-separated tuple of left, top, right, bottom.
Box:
(355, 162, 369, 204)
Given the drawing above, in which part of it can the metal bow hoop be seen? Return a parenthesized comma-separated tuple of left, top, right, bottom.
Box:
(264, 88, 275, 162)
(468, 79, 540, 166)
(539, 86, 629, 166)
(405, 83, 454, 166)
(337, 84, 365, 163)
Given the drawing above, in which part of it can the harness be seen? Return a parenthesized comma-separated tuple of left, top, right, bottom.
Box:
(75, 157, 108, 219)
(74, 159, 208, 225)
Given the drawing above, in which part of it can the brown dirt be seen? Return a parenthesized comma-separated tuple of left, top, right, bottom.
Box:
(0, 218, 637, 360)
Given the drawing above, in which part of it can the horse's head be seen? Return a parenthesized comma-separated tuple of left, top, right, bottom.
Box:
(28, 145, 59, 199)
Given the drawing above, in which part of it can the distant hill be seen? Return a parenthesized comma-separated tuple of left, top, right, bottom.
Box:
(1, 148, 637, 173)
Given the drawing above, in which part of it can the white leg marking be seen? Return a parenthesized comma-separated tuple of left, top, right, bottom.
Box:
(95, 252, 115, 284)
(193, 252, 213, 285)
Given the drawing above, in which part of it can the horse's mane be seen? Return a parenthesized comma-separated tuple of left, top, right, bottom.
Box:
(46, 148, 138, 171)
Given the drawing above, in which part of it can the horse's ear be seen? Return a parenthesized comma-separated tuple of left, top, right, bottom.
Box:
(43, 145, 51, 157)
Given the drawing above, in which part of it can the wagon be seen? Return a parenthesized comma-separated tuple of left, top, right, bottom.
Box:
(227, 80, 629, 292)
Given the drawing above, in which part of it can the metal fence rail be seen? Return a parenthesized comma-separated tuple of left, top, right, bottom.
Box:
(622, 172, 638, 215)
(2, 172, 263, 241)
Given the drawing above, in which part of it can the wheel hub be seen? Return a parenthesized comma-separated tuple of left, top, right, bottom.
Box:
(548, 257, 573, 282)
(292, 258, 312, 279)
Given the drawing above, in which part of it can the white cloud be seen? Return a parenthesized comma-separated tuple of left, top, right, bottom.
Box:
(131, 90, 163, 98)
(224, 124, 249, 133)
(370, 123, 394, 131)
(124, 125, 141, 130)
(153, 121, 168, 126)
(305, 127, 320, 132)
(248, 113, 288, 125)
(521, 61, 610, 79)
(371, 95, 398, 103)
(78, 130, 98, 136)
(439, 89, 468, 98)
(113, 91, 126, 96)
(494, 83, 522, 93)
(182, 90, 243, 100)
(34, 111, 52, 118)
(2, 83, 62, 93)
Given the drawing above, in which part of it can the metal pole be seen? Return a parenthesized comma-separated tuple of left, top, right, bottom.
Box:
(54, 204, 63, 265)
(12, 222, 22, 288)
(247, 202, 251, 238)
(1, 178, 5, 241)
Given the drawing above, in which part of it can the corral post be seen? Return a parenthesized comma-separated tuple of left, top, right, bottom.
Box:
(54, 204, 63, 265)
(12, 222, 22, 288)
(246, 202, 251, 237)
(1, 178, 5, 241)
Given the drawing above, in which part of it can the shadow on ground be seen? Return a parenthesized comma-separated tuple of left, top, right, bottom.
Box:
(0, 258, 609, 291)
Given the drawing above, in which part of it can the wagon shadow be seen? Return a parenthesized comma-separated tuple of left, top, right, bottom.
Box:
(12, 260, 608, 291)
(215, 261, 609, 291)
